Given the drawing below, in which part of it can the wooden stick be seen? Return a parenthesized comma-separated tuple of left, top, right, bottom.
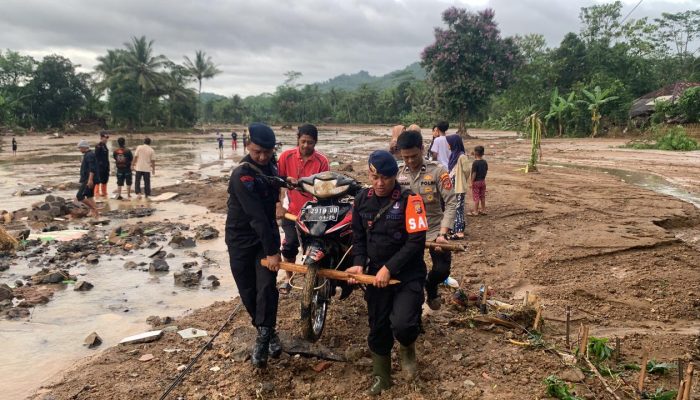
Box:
(615, 337, 621, 362)
(678, 358, 684, 386)
(480, 283, 488, 314)
(524, 291, 530, 307)
(261, 259, 400, 285)
(425, 242, 467, 252)
(579, 325, 590, 359)
(676, 381, 685, 400)
(565, 306, 571, 350)
(471, 315, 522, 330)
(638, 352, 648, 393)
(681, 362, 694, 400)
(283, 213, 465, 252)
(533, 305, 543, 331)
(584, 356, 622, 400)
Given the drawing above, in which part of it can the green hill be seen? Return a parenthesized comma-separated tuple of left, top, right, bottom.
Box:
(315, 62, 425, 92)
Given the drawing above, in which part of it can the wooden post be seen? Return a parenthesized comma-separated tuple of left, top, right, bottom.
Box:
(480, 283, 488, 314)
(565, 306, 571, 350)
(678, 358, 684, 386)
(681, 362, 694, 400)
(533, 305, 543, 331)
(579, 325, 590, 359)
(676, 381, 685, 400)
(638, 352, 648, 394)
(524, 291, 530, 307)
(615, 337, 621, 361)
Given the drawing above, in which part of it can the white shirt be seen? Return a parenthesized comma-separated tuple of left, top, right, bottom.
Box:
(430, 136, 450, 169)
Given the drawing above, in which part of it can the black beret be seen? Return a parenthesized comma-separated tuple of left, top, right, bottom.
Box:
(248, 123, 276, 149)
(368, 150, 398, 177)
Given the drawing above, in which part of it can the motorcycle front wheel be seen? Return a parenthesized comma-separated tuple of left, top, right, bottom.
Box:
(300, 265, 329, 342)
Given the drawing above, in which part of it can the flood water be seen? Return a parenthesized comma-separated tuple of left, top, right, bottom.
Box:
(0, 128, 391, 399)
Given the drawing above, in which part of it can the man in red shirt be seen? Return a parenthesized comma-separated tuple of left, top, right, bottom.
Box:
(276, 124, 330, 293)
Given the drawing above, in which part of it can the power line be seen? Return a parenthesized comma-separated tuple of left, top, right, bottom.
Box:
(621, 0, 644, 24)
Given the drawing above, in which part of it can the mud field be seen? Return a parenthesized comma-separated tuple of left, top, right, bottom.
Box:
(1, 126, 699, 399)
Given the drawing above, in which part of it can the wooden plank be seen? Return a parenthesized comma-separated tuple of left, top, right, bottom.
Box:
(261, 260, 400, 285)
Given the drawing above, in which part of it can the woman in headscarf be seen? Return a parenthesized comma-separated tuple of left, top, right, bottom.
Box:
(447, 134, 468, 239)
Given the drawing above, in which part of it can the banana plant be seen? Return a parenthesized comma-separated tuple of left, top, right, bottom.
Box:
(544, 88, 576, 137)
(579, 86, 619, 138)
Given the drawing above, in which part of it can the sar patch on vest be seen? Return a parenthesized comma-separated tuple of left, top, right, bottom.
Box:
(405, 194, 428, 233)
(440, 173, 452, 190)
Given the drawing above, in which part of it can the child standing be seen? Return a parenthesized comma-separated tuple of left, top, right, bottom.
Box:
(469, 145, 488, 215)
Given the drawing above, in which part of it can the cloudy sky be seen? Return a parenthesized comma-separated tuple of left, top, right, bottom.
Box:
(2, 0, 697, 96)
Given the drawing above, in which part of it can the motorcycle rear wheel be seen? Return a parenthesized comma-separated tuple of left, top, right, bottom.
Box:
(300, 265, 329, 342)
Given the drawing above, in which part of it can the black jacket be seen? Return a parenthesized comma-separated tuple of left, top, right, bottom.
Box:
(79, 150, 97, 183)
(225, 155, 281, 256)
(352, 184, 427, 283)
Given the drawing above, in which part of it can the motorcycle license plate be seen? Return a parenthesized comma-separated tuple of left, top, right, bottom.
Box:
(304, 206, 339, 222)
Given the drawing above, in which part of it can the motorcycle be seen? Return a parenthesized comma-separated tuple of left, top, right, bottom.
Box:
(285, 171, 362, 342)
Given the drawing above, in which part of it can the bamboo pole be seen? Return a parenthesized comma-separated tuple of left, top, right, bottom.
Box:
(533, 305, 543, 331)
(261, 259, 400, 285)
(638, 352, 649, 394)
(565, 306, 571, 350)
(681, 363, 694, 400)
(583, 356, 622, 400)
(282, 213, 465, 252)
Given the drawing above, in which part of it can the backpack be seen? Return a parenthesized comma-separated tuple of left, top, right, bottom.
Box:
(114, 148, 129, 169)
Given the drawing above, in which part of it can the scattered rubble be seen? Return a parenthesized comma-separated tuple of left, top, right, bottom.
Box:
(194, 224, 219, 240)
(169, 234, 196, 249)
(118, 330, 163, 345)
(149, 259, 169, 272)
(74, 281, 94, 291)
(84, 332, 102, 348)
(177, 328, 208, 339)
(174, 269, 202, 287)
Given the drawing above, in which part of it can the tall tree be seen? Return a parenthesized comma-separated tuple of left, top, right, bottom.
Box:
(94, 49, 125, 93)
(183, 50, 221, 96)
(24, 55, 87, 128)
(421, 7, 521, 132)
(119, 36, 168, 93)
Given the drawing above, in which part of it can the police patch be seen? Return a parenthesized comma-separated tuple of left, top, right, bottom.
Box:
(240, 175, 255, 190)
(440, 173, 453, 190)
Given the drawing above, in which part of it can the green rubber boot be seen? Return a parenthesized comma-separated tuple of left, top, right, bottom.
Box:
(369, 352, 392, 396)
(399, 342, 417, 380)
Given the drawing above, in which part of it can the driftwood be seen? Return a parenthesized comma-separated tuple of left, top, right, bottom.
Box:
(681, 363, 694, 400)
(471, 315, 522, 330)
(283, 213, 465, 252)
(261, 260, 400, 285)
(583, 356, 622, 400)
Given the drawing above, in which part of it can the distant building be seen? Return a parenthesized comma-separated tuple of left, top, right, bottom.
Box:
(629, 81, 700, 119)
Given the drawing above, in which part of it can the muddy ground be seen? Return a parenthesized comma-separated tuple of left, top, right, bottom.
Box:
(4, 128, 699, 399)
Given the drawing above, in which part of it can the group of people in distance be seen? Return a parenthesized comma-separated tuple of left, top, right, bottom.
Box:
(226, 123, 488, 395)
(74, 134, 157, 217)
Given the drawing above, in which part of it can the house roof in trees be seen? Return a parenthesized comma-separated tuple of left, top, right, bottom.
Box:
(629, 81, 700, 118)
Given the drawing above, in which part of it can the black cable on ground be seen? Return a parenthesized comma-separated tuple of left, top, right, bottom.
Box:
(158, 302, 242, 400)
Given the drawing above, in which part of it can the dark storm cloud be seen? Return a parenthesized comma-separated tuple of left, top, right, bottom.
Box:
(1, 0, 696, 96)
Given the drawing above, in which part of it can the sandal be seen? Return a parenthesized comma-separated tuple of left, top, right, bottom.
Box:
(478, 211, 488, 215)
(446, 233, 465, 240)
(278, 282, 292, 294)
(467, 212, 479, 216)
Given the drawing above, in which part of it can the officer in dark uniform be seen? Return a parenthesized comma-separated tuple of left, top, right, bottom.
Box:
(346, 150, 428, 395)
(226, 123, 284, 368)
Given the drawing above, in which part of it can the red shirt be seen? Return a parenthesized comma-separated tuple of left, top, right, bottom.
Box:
(278, 148, 330, 215)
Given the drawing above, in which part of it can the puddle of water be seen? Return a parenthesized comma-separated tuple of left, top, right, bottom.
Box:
(526, 161, 700, 209)
(0, 201, 236, 399)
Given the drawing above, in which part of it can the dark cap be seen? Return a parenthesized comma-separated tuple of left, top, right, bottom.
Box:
(248, 123, 276, 149)
(99, 131, 110, 138)
(368, 150, 398, 177)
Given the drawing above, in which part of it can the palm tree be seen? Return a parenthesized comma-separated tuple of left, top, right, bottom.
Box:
(545, 88, 576, 137)
(579, 86, 619, 138)
(183, 50, 221, 96)
(94, 49, 125, 93)
(162, 64, 196, 127)
(119, 36, 169, 93)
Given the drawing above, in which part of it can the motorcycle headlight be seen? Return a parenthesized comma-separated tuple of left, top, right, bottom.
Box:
(305, 179, 349, 198)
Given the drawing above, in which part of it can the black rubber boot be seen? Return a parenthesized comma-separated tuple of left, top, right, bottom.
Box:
(399, 342, 417, 380)
(268, 328, 282, 359)
(252, 326, 271, 368)
(368, 352, 392, 396)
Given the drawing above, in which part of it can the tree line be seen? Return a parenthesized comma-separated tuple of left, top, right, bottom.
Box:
(1, 2, 698, 135)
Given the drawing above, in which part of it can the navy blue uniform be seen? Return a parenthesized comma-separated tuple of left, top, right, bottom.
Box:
(225, 155, 281, 327)
(352, 184, 426, 356)
(77, 150, 97, 200)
